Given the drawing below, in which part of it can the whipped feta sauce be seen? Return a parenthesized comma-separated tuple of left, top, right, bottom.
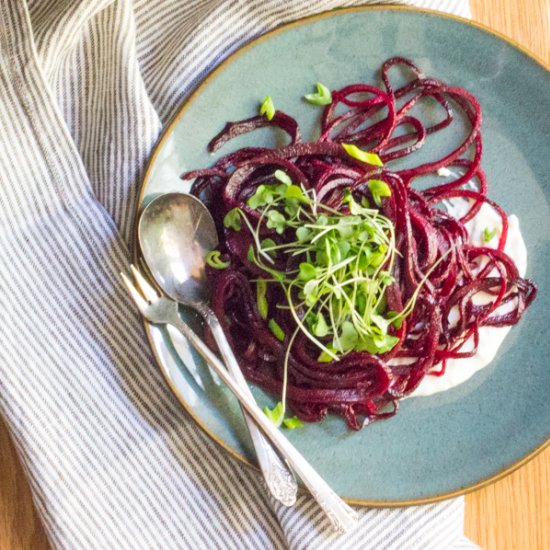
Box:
(407, 200, 527, 397)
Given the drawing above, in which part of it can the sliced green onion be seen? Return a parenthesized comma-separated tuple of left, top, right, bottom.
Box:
(268, 318, 285, 341)
(368, 179, 392, 206)
(317, 347, 337, 362)
(483, 227, 498, 243)
(304, 82, 332, 106)
(264, 402, 284, 426)
(256, 279, 268, 319)
(223, 208, 241, 231)
(205, 250, 229, 270)
(342, 143, 384, 166)
(283, 417, 303, 429)
(264, 403, 302, 429)
(260, 95, 275, 121)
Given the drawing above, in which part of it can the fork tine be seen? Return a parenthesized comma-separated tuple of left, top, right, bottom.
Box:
(121, 271, 150, 313)
(130, 264, 159, 302)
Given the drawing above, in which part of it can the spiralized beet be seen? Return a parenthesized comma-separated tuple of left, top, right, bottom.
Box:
(183, 57, 537, 430)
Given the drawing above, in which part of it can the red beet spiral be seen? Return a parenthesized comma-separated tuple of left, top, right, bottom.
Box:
(183, 57, 537, 430)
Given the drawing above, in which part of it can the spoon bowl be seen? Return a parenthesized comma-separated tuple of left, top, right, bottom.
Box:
(139, 192, 218, 306)
(138, 191, 299, 506)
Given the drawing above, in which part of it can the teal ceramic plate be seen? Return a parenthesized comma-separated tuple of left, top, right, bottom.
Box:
(137, 7, 550, 505)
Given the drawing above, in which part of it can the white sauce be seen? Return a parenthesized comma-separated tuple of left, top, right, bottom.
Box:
(404, 200, 527, 397)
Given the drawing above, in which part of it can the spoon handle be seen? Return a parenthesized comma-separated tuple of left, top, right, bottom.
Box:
(204, 309, 298, 506)
(166, 312, 358, 533)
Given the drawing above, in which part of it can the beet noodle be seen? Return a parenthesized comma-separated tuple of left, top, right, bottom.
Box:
(183, 58, 537, 430)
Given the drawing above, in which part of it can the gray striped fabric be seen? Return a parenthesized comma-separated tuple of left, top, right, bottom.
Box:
(0, 0, 480, 548)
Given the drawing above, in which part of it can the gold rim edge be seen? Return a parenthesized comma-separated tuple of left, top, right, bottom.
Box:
(134, 5, 550, 507)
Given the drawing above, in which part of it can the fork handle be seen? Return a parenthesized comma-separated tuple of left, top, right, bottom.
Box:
(204, 309, 298, 506)
(167, 313, 358, 533)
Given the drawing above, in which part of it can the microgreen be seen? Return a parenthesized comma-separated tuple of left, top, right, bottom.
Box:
(354, 333, 400, 354)
(285, 185, 305, 201)
(483, 227, 497, 243)
(338, 321, 359, 352)
(296, 226, 311, 242)
(242, 173, 403, 360)
(260, 95, 275, 121)
(304, 82, 332, 106)
(205, 250, 229, 270)
(260, 238, 277, 257)
(266, 210, 286, 234)
(226, 169, 446, 418)
(312, 311, 329, 337)
(298, 262, 318, 281)
(342, 143, 384, 166)
(274, 169, 292, 185)
(387, 310, 404, 329)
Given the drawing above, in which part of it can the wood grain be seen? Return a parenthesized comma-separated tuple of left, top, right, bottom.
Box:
(471, 0, 550, 65)
(465, 3, 550, 549)
(1, 1, 549, 548)
(0, 418, 49, 550)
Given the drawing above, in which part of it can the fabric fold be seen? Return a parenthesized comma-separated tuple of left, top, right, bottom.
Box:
(0, 0, 477, 548)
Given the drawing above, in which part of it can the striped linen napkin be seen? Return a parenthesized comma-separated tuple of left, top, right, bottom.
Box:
(0, 0, 480, 548)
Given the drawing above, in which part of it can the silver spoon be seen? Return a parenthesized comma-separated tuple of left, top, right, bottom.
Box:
(138, 192, 298, 506)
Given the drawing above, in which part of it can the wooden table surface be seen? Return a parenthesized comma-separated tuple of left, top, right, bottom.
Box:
(1, 1, 549, 548)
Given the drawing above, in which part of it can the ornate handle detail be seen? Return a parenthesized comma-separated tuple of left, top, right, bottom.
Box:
(205, 310, 298, 507)
(263, 441, 298, 506)
(168, 312, 357, 532)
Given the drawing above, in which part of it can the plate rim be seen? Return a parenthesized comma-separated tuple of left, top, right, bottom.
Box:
(134, 5, 550, 507)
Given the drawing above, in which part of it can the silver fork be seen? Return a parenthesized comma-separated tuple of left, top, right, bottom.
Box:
(121, 265, 358, 534)
(132, 261, 297, 507)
